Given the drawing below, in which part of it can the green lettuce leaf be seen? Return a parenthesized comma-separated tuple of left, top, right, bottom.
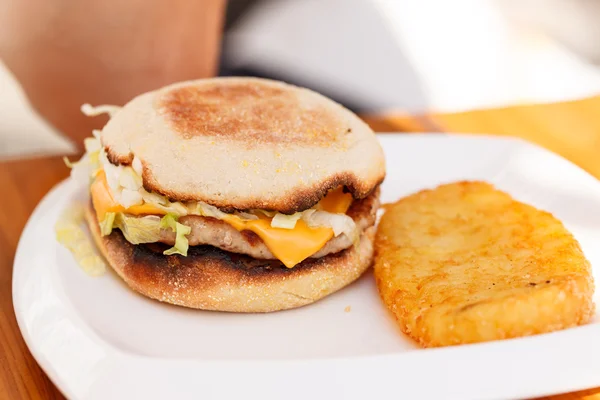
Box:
(114, 214, 162, 244)
(160, 213, 178, 231)
(64, 137, 102, 185)
(160, 213, 191, 256)
(271, 212, 302, 229)
(55, 204, 106, 276)
(99, 212, 116, 236)
(89, 150, 100, 166)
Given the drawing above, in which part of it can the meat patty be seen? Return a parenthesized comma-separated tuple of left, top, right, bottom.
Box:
(155, 188, 379, 259)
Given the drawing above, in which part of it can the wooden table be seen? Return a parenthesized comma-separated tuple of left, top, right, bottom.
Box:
(2, 96, 600, 399)
(1, 156, 70, 399)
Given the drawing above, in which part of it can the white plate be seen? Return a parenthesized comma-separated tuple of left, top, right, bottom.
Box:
(13, 134, 600, 400)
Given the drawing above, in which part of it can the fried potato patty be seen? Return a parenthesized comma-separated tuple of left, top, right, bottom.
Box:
(374, 181, 595, 347)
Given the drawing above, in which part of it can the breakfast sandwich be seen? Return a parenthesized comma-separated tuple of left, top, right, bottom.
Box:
(68, 77, 385, 312)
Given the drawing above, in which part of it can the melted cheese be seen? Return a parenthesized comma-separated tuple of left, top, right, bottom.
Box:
(90, 170, 353, 268)
(90, 171, 165, 220)
(223, 187, 353, 268)
(318, 187, 353, 213)
(225, 216, 334, 268)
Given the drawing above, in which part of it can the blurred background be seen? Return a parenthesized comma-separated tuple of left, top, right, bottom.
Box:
(2, 0, 600, 160)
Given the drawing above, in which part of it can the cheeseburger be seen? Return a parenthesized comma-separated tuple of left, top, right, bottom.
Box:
(69, 77, 385, 312)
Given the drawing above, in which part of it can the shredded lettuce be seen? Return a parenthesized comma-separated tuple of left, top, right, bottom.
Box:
(235, 211, 259, 221)
(64, 136, 102, 186)
(118, 168, 143, 190)
(84, 137, 101, 153)
(63, 156, 75, 168)
(256, 210, 276, 217)
(163, 222, 191, 256)
(55, 204, 106, 276)
(99, 212, 116, 236)
(302, 210, 356, 239)
(140, 189, 168, 206)
(160, 214, 191, 256)
(100, 149, 122, 194)
(81, 103, 121, 117)
(162, 201, 188, 216)
(114, 214, 162, 244)
(271, 212, 303, 229)
(138, 188, 188, 215)
(194, 202, 227, 219)
(89, 151, 99, 166)
(132, 156, 143, 176)
(160, 213, 179, 230)
(100, 212, 190, 254)
(120, 189, 143, 208)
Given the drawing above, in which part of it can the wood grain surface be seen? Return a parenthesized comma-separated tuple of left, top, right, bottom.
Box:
(2, 98, 600, 398)
(0, 156, 69, 399)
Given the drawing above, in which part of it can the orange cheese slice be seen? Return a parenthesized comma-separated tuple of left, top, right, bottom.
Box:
(90, 170, 165, 221)
(223, 187, 353, 268)
(224, 216, 334, 268)
(318, 187, 353, 213)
